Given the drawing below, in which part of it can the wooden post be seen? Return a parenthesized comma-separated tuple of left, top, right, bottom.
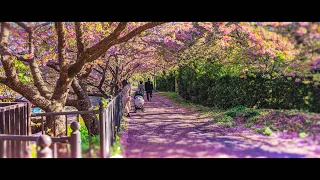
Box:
(99, 102, 107, 158)
(70, 121, 81, 158)
(37, 135, 53, 158)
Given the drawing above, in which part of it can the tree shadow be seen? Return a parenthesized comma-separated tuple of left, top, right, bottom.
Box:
(124, 90, 311, 158)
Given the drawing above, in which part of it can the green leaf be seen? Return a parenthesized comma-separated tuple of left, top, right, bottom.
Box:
(299, 132, 308, 138)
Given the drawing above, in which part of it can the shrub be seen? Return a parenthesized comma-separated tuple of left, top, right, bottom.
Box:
(215, 115, 235, 127)
(157, 61, 319, 113)
(243, 109, 261, 118)
(254, 127, 273, 136)
(225, 105, 247, 117)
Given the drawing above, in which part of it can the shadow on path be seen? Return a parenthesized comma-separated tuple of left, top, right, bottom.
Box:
(122, 90, 317, 158)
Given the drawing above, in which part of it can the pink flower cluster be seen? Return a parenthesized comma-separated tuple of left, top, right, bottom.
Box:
(296, 27, 308, 36)
(298, 22, 310, 26)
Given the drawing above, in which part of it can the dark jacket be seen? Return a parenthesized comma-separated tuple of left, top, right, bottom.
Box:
(145, 81, 153, 91)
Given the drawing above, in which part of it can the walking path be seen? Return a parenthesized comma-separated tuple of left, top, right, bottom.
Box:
(121, 91, 320, 158)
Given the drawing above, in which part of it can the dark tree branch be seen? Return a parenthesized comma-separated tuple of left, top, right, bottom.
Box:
(93, 67, 103, 75)
(65, 99, 78, 107)
(29, 60, 51, 98)
(1, 23, 51, 109)
(115, 22, 166, 44)
(0, 77, 6, 84)
(80, 66, 93, 79)
(108, 66, 116, 78)
(34, 22, 51, 32)
(15, 22, 32, 34)
(88, 92, 109, 98)
(75, 22, 85, 55)
(50, 22, 71, 102)
(47, 61, 60, 72)
(16, 23, 51, 98)
(67, 22, 128, 78)
(55, 22, 67, 70)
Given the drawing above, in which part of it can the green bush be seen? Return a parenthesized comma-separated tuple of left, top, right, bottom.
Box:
(225, 105, 247, 117)
(243, 109, 261, 118)
(157, 60, 319, 113)
(155, 71, 177, 92)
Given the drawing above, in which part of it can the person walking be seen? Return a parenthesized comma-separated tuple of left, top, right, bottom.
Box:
(138, 81, 144, 95)
(121, 79, 131, 117)
(144, 78, 154, 101)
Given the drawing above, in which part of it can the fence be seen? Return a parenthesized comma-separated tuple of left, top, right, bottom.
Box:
(99, 94, 122, 158)
(0, 102, 31, 135)
(0, 102, 31, 158)
(0, 121, 81, 158)
(0, 94, 122, 158)
(29, 94, 122, 158)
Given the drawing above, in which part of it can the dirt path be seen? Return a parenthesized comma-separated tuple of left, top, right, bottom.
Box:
(121, 91, 320, 158)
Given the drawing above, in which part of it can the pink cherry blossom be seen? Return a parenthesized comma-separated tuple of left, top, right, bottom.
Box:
(296, 27, 308, 35)
(298, 22, 309, 26)
(270, 22, 279, 27)
(223, 36, 231, 41)
(280, 22, 292, 26)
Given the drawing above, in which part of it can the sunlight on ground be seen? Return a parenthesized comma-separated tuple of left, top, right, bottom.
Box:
(111, 155, 123, 158)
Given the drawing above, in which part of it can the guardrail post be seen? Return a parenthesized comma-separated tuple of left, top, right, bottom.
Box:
(70, 121, 81, 158)
(37, 135, 52, 158)
(117, 95, 122, 133)
(99, 102, 107, 158)
(0, 140, 6, 158)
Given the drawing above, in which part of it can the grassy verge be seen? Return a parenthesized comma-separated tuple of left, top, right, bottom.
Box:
(110, 115, 128, 157)
(158, 91, 320, 138)
(157, 91, 223, 116)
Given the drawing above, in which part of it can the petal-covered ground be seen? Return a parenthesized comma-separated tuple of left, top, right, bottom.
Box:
(121, 91, 320, 158)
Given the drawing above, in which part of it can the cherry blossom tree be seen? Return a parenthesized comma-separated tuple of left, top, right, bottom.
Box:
(0, 22, 165, 135)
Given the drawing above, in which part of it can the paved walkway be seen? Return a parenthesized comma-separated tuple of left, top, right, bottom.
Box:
(121, 91, 320, 158)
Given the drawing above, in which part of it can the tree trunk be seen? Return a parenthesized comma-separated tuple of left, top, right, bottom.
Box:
(75, 98, 100, 135)
(46, 115, 66, 136)
(71, 77, 100, 135)
(175, 75, 178, 92)
(45, 104, 66, 137)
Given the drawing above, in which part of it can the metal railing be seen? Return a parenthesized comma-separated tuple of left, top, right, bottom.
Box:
(31, 109, 100, 157)
(31, 109, 100, 136)
(0, 102, 31, 158)
(99, 94, 122, 158)
(0, 102, 31, 135)
(0, 121, 81, 158)
(0, 94, 123, 158)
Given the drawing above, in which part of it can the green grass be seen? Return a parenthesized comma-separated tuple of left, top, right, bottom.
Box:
(225, 105, 247, 117)
(214, 115, 235, 128)
(224, 106, 261, 120)
(246, 122, 254, 128)
(158, 91, 318, 137)
(67, 118, 100, 157)
(299, 132, 308, 138)
(66, 114, 127, 158)
(110, 134, 122, 156)
(254, 126, 273, 136)
(158, 91, 223, 116)
(243, 109, 261, 119)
